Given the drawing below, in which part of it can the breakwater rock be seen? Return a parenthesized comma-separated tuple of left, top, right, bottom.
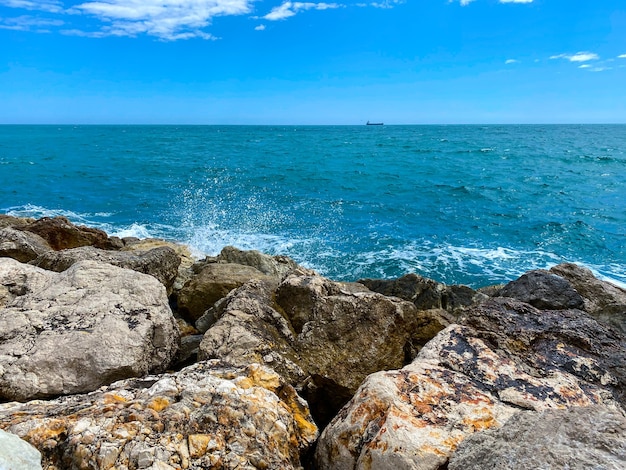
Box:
(1, 214, 625, 469)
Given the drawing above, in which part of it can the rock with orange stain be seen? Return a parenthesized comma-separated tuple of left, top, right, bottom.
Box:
(0, 258, 180, 401)
(0, 360, 317, 470)
(316, 298, 625, 469)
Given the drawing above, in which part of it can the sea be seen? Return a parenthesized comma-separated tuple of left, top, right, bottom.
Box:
(1, 124, 624, 289)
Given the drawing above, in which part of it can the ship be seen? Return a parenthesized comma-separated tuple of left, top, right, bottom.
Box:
(366, 121, 384, 126)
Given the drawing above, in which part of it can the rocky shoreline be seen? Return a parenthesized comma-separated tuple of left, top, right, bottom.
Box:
(1, 214, 625, 469)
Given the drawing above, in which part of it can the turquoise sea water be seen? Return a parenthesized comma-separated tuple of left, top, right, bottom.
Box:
(1, 125, 624, 288)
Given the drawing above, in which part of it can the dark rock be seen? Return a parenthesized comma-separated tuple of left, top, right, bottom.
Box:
(550, 263, 626, 335)
(499, 270, 585, 310)
(359, 272, 484, 312)
(0, 227, 52, 263)
(177, 263, 274, 322)
(31, 245, 181, 293)
(22, 216, 116, 250)
(448, 405, 626, 470)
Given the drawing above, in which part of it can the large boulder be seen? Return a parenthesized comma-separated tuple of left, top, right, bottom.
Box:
(177, 262, 274, 322)
(359, 273, 484, 312)
(550, 262, 626, 334)
(499, 269, 585, 310)
(315, 298, 625, 469)
(122, 238, 197, 292)
(448, 405, 626, 470)
(0, 429, 42, 469)
(0, 214, 34, 229)
(0, 227, 52, 263)
(22, 216, 119, 250)
(199, 273, 431, 425)
(0, 258, 179, 401)
(0, 360, 318, 470)
(211, 245, 304, 278)
(30, 245, 181, 294)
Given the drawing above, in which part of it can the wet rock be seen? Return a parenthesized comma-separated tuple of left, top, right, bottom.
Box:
(22, 216, 116, 251)
(199, 273, 423, 425)
(31, 245, 181, 294)
(499, 270, 585, 310)
(359, 273, 484, 312)
(0, 227, 52, 263)
(448, 405, 626, 470)
(177, 262, 274, 322)
(315, 298, 625, 469)
(550, 262, 626, 334)
(0, 429, 42, 469)
(0, 258, 179, 401)
(0, 360, 317, 470)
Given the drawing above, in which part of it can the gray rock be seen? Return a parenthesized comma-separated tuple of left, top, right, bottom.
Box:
(0, 361, 317, 470)
(199, 273, 425, 425)
(31, 245, 181, 293)
(0, 429, 42, 469)
(0, 227, 52, 263)
(213, 245, 304, 277)
(449, 405, 626, 470)
(0, 258, 179, 401)
(499, 269, 585, 310)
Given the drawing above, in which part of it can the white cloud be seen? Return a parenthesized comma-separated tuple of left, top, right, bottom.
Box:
(72, 0, 252, 40)
(505, 59, 519, 64)
(550, 51, 599, 62)
(263, 2, 341, 21)
(0, 0, 63, 13)
(618, 54, 626, 59)
(255, 24, 266, 30)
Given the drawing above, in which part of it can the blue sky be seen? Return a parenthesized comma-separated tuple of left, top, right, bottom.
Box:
(1, 0, 625, 124)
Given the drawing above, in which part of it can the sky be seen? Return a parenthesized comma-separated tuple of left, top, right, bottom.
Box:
(1, 0, 625, 124)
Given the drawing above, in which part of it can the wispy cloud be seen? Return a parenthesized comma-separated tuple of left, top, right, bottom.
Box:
(0, 0, 64, 13)
(0, 14, 63, 31)
(65, 0, 254, 40)
(263, 2, 342, 21)
(255, 24, 266, 30)
(455, 0, 533, 5)
(505, 59, 519, 64)
(618, 54, 626, 59)
(550, 51, 599, 62)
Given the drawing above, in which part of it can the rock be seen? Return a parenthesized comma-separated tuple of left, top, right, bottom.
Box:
(315, 298, 625, 469)
(448, 405, 626, 470)
(550, 262, 626, 334)
(359, 273, 484, 312)
(199, 274, 426, 425)
(0, 214, 34, 229)
(31, 245, 181, 293)
(0, 258, 179, 401)
(22, 216, 116, 250)
(212, 245, 305, 278)
(499, 270, 585, 310)
(0, 360, 317, 470)
(0, 227, 52, 263)
(177, 262, 274, 322)
(0, 429, 42, 469)
(122, 238, 196, 292)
